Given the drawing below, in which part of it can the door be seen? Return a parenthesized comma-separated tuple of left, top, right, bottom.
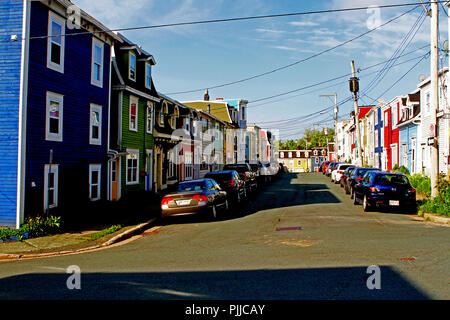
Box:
(146, 150, 153, 191)
(110, 158, 119, 201)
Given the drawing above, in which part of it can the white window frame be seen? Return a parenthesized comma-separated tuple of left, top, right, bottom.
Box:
(89, 104, 102, 145)
(129, 96, 138, 132)
(146, 102, 153, 134)
(126, 149, 139, 185)
(145, 62, 152, 89)
(91, 37, 104, 87)
(185, 151, 193, 180)
(129, 52, 136, 81)
(44, 164, 59, 210)
(89, 164, 101, 201)
(47, 12, 65, 73)
(45, 92, 63, 142)
(391, 143, 398, 167)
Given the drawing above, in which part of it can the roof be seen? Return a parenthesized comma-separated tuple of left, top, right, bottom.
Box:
(182, 101, 233, 123)
(358, 106, 374, 119)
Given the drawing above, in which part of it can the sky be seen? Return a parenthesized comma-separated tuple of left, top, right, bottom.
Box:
(73, 0, 450, 141)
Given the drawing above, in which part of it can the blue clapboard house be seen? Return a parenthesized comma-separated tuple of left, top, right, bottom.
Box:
(0, 0, 121, 228)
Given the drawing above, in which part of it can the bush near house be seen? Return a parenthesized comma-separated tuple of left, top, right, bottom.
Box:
(0, 215, 62, 242)
(408, 174, 431, 198)
(419, 178, 450, 217)
(392, 164, 410, 176)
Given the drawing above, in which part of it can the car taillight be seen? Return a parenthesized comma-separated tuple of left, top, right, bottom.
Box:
(355, 177, 361, 181)
(370, 187, 380, 192)
(161, 197, 173, 205)
(227, 180, 235, 187)
(192, 194, 208, 202)
(338, 170, 344, 174)
(409, 188, 416, 193)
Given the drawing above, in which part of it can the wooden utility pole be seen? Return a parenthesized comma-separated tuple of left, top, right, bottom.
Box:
(350, 60, 364, 167)
(430, 0, 439, 197)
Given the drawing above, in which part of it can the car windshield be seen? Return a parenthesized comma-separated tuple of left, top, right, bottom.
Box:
(375, 174, 410, 186)
(355, 168, 379, 176)
(178, 181, 205, 192)
(224, 165, 248, 172)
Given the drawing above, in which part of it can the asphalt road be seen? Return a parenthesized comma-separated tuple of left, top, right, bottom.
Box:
(0, 172, 449, 300)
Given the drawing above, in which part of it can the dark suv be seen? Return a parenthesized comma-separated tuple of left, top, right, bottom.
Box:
(223, 163, 258, 193)
(204, 170, 247, 204)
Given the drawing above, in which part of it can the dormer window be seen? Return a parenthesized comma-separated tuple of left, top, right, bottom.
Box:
(47, 12, 65, 73)
(145, 62, 151, 89)
(171, 106, 179, 129)
(129, 52, 136, 81)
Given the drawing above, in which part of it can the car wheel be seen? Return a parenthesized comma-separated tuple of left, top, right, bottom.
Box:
(363, 195, 371, 212)
(211, 205, 218, 219)
(353, 190, 359, 205)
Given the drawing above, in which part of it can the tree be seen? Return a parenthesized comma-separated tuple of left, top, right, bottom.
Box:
(279, 128, 334, 150)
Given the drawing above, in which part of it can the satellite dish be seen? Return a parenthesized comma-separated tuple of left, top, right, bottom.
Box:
(419, 74, 426, 82)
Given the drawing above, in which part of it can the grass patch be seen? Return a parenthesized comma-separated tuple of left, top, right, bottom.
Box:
(81, 225, 123, 241)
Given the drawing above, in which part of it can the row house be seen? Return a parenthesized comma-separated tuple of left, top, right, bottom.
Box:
(0, 0, 121, 227)
(335, 119, 352, 162)
(381, 96, 403, 171)
(278, 150, 312, 172)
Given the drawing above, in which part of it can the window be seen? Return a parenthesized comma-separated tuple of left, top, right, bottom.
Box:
(158, 103, 167, 126)
(89, 164, 101, 201)
(91, 38, 104, 87)
(288, 152, 292, 158)
(89, 104, 102, 145)
(129, 96, 138, 132)
(391, 144, 398, 167)
(402, 144, 408, 167)
(296, 151, 300, 157)
(146, 103, 153, 134)
(44, 164, 58, 210)
(126, 149, 139, 185)
(280, 152, 284, 158)
(145, 63, 152, 89)
(202, 119, 208, 132)
(185, 152, 193, 180)
(129, 52, 136, 81)
(426, 92, 431, 113)
(171, 106, 179, 129)
(185, 116, 191, 132)
(46, 92, 63, 142)
(47, 12, 65, 73)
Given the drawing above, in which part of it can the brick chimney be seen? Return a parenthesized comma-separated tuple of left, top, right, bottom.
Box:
(204, 89, 209, 101)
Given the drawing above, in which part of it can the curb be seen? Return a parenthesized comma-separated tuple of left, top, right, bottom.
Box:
(422, 212, 450, 225)
(0, 218, 158, 261)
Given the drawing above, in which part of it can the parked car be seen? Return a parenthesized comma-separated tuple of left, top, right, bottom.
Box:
(223, 163, 258, 193)
(340, 166, 356, 188)
(161, 179, 228, 219)
(321, 161, 331, 174)
(353, 171, 417, 212)
(347, 167, 381, 199)
(331, 163, 353, 183)
(326, 162, 340, 177)
(204, 170, 247, 204)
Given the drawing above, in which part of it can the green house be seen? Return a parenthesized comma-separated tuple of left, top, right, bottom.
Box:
(109, 33, 160, 200)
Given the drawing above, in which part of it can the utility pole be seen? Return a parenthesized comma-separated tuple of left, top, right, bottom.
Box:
(430, 0, 439, 198)
(350, 60, 364, 167)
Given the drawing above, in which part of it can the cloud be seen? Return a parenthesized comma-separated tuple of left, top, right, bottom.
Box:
(290, 21, 319, 27)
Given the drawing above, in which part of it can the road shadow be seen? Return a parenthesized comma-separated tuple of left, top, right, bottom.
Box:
(0, 266, 429, 300)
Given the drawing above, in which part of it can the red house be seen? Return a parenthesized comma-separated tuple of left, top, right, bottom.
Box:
(381, 96, 405, 171)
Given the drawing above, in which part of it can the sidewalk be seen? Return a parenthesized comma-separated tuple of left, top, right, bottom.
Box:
(0, 218, 158, 261)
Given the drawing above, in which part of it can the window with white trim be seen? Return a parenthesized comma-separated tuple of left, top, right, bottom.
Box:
(89, 104, 102, 145)
(47, 12, 65, 73)
(146, 102, 153, 134)
(89, 164, 101, 201)
(129, 52, 136, 81)
(126, 149, 139, 185)
(91, 38, 104, 87)
(145, 62, 152, 89)
(185, 152, 193, 180)
(129, 96, 138, 132)
(44, 164, 58, 210)
(46, 92, 63, 142)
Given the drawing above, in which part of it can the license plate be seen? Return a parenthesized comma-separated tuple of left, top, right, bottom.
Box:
(389, 200, 400, 206)
(176, 200, 191, 206)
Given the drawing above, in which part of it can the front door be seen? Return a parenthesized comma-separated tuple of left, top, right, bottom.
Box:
(110, 158, 120, 201)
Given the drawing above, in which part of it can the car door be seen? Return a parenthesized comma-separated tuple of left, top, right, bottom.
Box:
(358, 173, 372, 200)
(212, 180, 227, 206)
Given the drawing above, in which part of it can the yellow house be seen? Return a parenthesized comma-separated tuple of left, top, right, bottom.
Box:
(279, 150, 312, 173)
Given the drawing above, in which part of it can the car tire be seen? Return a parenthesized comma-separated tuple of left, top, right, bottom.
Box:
(353, 190, 359, 205)
(363, 195, 371, 212)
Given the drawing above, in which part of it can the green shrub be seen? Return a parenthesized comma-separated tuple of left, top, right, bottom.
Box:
(392, 164, 410, 175)
(408, 174, 431, 197)
(0, 215, 62, 242)
(419, 178, 450, 216)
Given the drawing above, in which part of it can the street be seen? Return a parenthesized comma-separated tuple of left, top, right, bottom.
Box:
(0, 172, 449, 300)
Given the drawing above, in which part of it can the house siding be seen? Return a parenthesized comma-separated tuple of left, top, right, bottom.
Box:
(0, 0, 24, 227)
(24, 1, 111, 217)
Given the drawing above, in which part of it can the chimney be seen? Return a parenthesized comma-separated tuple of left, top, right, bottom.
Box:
(204, 89, 209, 101)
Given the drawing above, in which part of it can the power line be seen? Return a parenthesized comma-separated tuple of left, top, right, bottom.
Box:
(166, 5, 421, 94)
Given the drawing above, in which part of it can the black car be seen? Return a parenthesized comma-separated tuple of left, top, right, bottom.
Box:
(339, 166, 356, 188)
(204, 170, 247, 204)
(353, 171, 416, 213)
(348, 167, 381, 199)
(161, 179, 229, 220)
(223, 163, 258, 193)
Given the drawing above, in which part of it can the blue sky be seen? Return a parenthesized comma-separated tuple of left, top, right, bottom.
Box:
(73, 0, 449, 140)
